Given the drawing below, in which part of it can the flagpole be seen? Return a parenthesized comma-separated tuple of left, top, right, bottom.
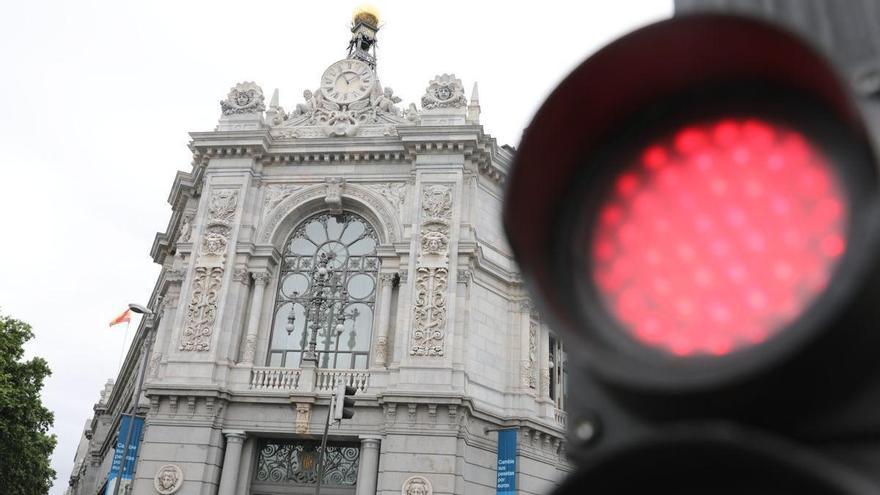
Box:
(117, 319, 131, 371)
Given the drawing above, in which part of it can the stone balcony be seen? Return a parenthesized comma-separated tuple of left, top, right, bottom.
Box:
(249, 366, 370, 393)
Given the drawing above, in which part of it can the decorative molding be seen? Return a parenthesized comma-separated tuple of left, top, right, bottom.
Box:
(148, 351, 162, 378)
(220, 81, 265, 116)
(324, 177, 344, 214)
(262, 184, 302, 218)
(421, 74, 467, 110)
(541, 368, 551, 398)
(384, 402, 397, 420)
(523, 320, 537, 388)
(410, 267, 448, 356)
(181, 190, 238, 352)
(295, 402, 311, 434)
(168, 395, 178, 413)
(407, 403, 418, 423)
(154, 464, 184, 495)
(373, 336, 388, 365)
(251, 270, 271, 285)
(402, 475, 433, 495)
(232, 267, 249, 285)
(411, 184, 453, 357)
(364, 182, 407, 211)
(258, 184, 400, 245)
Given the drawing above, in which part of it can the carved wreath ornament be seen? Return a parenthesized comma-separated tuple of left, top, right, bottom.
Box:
(421, 74, 467, 110)
(220, 81, 266, 115)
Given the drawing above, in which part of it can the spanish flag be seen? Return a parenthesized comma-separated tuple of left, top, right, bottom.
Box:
(109, 309, 131, 327)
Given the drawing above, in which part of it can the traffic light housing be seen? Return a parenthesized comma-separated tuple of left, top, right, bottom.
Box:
(504, 13, 880, 494)
(333, 383, 357, 421)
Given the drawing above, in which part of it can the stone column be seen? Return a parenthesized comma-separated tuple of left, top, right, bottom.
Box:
(372, 273, 395, 368)
(355, 435, 381, 495)
(241, 270, 270, 365)
(217, 430, 246, 495)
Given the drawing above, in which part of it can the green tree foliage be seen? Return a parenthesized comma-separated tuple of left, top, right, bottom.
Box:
(0, 314, 56, 494)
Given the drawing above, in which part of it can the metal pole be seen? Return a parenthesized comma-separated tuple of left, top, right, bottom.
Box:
(111, 323, 154, 495)
(314, 395, 335, 495)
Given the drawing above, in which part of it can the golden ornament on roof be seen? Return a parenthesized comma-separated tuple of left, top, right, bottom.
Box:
(352, 4, 380, 27)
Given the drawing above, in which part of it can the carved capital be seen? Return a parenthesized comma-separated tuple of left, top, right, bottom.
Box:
(250, 270, 271, 285)
(379, 273, 396, 287)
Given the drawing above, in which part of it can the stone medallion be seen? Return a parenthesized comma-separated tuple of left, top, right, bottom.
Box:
(153, 464, 183, 494)
(402, 475, 433, 495)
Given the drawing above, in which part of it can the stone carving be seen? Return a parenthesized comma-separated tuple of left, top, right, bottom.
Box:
(292, 89, 317, 118)
(411, 184, 453, 356)
(325, 178, 344, 214)
(181, 190, 238, 352)
(422, 185, 453, 221)
(522, 321, 537, 388)
(181, 266, 223, 351)
(263, 184, 302, 215)
(373, 86, 402, 116)
(402, 475, 433, 495)
(411, 267, 448, 356)
(365, 182, 407, 210)
(374, 335, 388, 365)
(154, 464, 183, 494)
(175, 213, 194, 244)
(405, 103, 419, 122)
(148, 351, 161, 378)
(220, 81, 265, 116)
(421, 74, 467, 110)
(541, 368, 551, 398)
(295, 403, 311, 434)
(420, 223, 449, 255)
(232, 267, 249, 284)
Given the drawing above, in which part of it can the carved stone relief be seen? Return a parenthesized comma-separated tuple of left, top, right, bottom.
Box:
(402, 475, 433, 495)
(421, 74, 467, 110)
(262, 184, 302, 217)
(175, 212, 194, 244)
(522, 320, 537, 388)
(220, 82, 265, 116)
(364, 182, 407, 211)
(410, 184, 454, 357)
(154, 464, 183, 494)
(325, 177, 344, 214)
(294, 403, 311, 434)
(180, 190, 238, 352)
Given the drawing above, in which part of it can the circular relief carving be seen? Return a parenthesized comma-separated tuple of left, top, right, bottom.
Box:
(402, 475, 433, 495)
(154, 464, 183, 494)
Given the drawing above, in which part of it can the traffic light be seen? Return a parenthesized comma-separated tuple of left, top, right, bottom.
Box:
(504, 13, 880, 494)
(333, 383, 357, 421)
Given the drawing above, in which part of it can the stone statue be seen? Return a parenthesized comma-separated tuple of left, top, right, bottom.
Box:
(293, 89, 317, 117)
(406, 103, 419, 122)
(374, 86, 402, 115)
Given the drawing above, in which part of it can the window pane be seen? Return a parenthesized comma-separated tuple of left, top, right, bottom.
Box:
(285, 351, 301, 368)
(269, 352, 283, 367)
(354, 354, 368, 369)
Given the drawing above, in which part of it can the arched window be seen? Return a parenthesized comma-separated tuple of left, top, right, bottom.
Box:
(268, 212, 379, 369)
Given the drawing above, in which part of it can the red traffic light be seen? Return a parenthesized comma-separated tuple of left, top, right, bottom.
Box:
(591, 116, 847, 358)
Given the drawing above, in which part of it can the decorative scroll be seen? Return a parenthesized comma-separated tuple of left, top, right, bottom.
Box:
(255, 440, 359, 486)
(181, 190, 238, 351)
(411, 267, 448, 356)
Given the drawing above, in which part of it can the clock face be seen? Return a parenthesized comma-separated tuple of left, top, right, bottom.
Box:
(321, 59, 374, 104)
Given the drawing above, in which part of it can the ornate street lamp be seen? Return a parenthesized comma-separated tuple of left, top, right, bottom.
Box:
(287, 251, 351, 367)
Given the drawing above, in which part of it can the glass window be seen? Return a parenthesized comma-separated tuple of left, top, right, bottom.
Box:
(268, 213, 379, 369)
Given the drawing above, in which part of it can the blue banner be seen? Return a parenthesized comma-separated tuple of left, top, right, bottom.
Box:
(104, 415, 144, 495)
(496, 429, 517, 495)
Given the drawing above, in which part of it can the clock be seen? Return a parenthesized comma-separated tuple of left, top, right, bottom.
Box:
(320, 59, 375, 104)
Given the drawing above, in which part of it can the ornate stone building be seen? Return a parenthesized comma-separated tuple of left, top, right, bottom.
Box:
(66, 11, 569, 495)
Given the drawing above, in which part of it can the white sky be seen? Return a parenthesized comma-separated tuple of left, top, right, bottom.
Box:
(0, 1, 671, 492)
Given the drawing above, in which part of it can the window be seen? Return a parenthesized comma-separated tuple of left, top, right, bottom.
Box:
(549, 333, 568, 411)
(268, 212, 379, 369)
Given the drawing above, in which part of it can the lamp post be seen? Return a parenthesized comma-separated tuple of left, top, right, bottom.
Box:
(111, 303, 156, 495)
(284, 251, 352, 495)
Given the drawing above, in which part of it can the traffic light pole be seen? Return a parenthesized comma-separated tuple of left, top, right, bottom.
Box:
(314, 398, 335, 495)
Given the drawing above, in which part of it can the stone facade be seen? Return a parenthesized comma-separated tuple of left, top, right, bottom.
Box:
(66, 15, 570, 495)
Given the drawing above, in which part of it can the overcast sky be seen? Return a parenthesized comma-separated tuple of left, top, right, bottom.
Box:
(0, 1, 671, 492)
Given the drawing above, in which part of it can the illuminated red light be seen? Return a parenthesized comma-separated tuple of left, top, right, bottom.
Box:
(590, 118, 848, 357)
